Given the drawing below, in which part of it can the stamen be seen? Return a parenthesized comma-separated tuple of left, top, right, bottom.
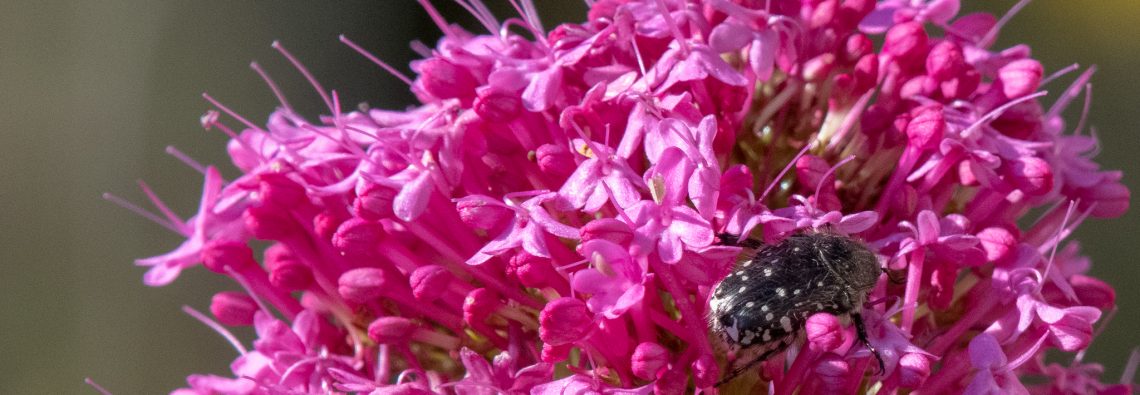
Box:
(630, 35, 649, 77)
(271, 41, 334, 114)
(199, 112, 267, 164)
(1001, 332, 1049, 373)
(182, 305, 248, 355)
(201, 93, 266, 133)
(329, 89, 344, 128)
(510, 0, 545, 35)
(278, 356, 320, 386)
(1040, 63, 1079, 87)
(1121, 347, 1140, 385)
(224, 266, 275, 321)
(338, 35, 414, 87)
(654, 0, 691, 54)
(164, 146, 207, 175)
(501, 18, 546, 45)
(1047, 67, 1095, 121)
(980, 0, 1031, 47)
(814, 156, 857, 203)
(1038, 201, 1077, 292)
(102, 193, 183, 234)
(136, 179, 185, 232)
(249, 61, 296, 115)
(453, 0, 500, 35)
(1071, 83, 1092, 137)
(962, 91, 1047, 137)
(84, 378, 113, 395)
(416, 0, 456, 37)
(302, 123, 364, 158)
(758, 140, 815, 203)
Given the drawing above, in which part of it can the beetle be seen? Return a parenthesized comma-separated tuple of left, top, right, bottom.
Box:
(708, 231, 885, 385)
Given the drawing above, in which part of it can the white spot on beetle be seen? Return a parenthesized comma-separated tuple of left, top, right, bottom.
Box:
(780, 316, 793, 332)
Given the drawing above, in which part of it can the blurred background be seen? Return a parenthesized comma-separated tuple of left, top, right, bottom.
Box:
(0, 1, 1136, 393)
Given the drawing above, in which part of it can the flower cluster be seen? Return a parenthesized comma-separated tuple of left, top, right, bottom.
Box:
(114, 0, 1137, 393)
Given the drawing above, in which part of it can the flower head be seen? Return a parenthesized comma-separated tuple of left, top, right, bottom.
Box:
(111, 1, 1135, 393)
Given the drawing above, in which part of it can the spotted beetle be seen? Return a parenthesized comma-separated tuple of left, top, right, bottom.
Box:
(709, 231, 885, 385)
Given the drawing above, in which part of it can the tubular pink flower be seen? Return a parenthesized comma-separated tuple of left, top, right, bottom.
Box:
(630, 342, 670, 380)
(209, 291, 258, 326)
(110, 1, 1133, 393)
(538, 297, 593, 346)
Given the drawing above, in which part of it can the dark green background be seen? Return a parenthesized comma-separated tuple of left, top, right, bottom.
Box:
(1, 2, 1135, 393)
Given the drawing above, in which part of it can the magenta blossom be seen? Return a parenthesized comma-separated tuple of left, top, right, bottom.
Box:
(110, 0, 1135, 393)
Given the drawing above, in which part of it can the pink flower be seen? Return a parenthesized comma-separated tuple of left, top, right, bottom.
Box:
(108, 1, 1133, 393)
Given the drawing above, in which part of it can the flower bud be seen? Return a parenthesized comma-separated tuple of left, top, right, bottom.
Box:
(976, 226, 1017, 263)
(409, 265, 452, 301)
(843, 33, 873, 63)
(258, 172, 306, 209)
(897, 353, 932, 388)
(539, 297, 593, 345)
(200, 239, 257, 274)
(535, 143, 575, 180)
(463, 288, 500, 325)
(806, 313, 844, 351)
(884, 22, 928, 64)
(455, 196, 512, 232)
(579, 218, 634, 245)
(804, 54, 836, 82)
(809, 0, 838, 29)
(691, 353, 719, 389)
(244, 204, 300, 241)
(338, 267, 390, 303)
(265, 243, 313, 291)
(631, 342, 670, 380)
(906, 106, 945, 151)
(925, 41, 965, 81)
(852, 54, 879, 94)
(312, 210, 346, 242)
(541, 343, 572, 364)
(417, 58, 478, 104)
(332, 218, 384, 257)
(367, 316, 415, 345)
(998, 59, 1043, 98)
(210, 291, 258, 326)
(1009, 157, 1054, 196)
(508, 252, 560, 289)
(900, 75, 931, 100)
(354, 183, 396, 221)
(474, 90, 522, 122)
